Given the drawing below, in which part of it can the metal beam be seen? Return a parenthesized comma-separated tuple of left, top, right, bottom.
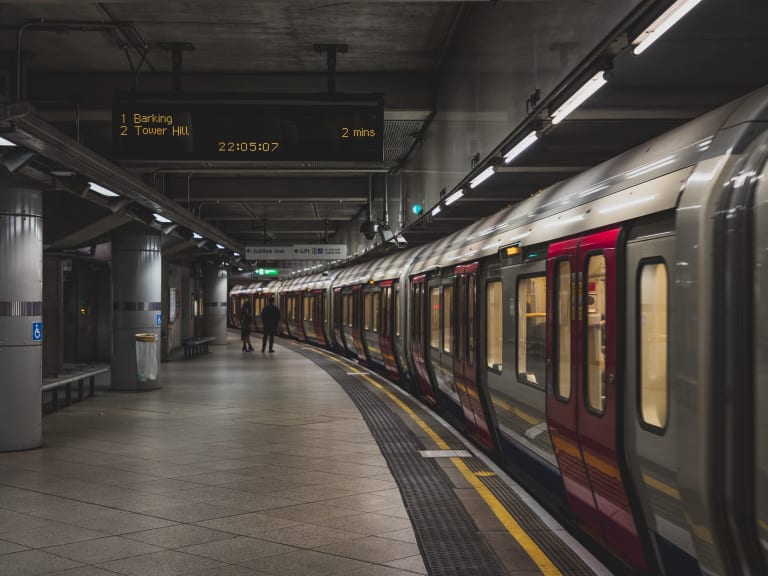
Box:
(48, 212, 132, 249)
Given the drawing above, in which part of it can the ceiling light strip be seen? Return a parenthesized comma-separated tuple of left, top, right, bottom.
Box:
(504, 131, 538, 164)
(470, 166, 496, 189)
(632, 0, 703, 55)
(551, 71, 608, 125)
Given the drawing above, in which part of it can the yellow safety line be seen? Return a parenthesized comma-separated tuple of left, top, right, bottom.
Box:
(304, 345, 563, 576)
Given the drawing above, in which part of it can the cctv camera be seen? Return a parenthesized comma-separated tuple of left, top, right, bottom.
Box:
(360, 220, 380, 241)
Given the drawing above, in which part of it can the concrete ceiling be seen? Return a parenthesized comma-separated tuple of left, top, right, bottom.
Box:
(1, 0, 767, 271)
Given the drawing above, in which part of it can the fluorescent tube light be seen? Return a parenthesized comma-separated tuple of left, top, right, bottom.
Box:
(0, 137, 16, 147)
(470, 166, 496, 188)
(444, 189, 464, 206)
(233, 252, 241, 257)
(431, 205, 442, 216)
(632, 0, 702, 55)
(551, 71, 607, 125)
(192, 232, 203, 239)
(504, 131, 538, 164)
(88, 182, 120, 197)
(215, 243, 225, 250)
(153, 213, 172, 223)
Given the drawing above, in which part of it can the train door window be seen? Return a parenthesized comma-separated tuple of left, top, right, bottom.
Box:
(364, 292, 372, 331)
(395, 286, 401, 337)
(443, 285, 453, 354)
(429, 287, 440, 349)
(342, 294, 348, 326)
(372, 291, 381, 333)
(517, 276, 546, 386)
(555, 261, 572, 401)
(303, 296, 309, 321)
(585, 254, 607, 414)
(467, 275, 476, 366)
(487, 280, 503, 372)
(639, 261, 669, 430)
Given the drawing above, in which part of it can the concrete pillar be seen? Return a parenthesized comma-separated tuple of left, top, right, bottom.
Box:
(111, 224, 161, 390)
(0, 174, 42, 451)
(203, 264, 227, 343)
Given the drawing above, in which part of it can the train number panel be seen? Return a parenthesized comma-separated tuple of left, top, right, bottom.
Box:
(546, 227, 647, 571)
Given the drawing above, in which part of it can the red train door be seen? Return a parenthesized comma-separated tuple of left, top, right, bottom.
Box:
(546, 228, 646, 571)
(410, 274, 436, 404)
(453, 263, 493, 450)
(378, 282, 399, 380)
(333, 288, 345, 352)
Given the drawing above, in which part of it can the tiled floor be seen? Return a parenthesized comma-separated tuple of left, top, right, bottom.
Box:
(0, 335, 426, 576)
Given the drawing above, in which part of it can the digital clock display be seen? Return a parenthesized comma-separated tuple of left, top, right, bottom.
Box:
(112, 92, 384, 162)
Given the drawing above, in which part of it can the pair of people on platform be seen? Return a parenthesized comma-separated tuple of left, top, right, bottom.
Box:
(239, 297, 280, 353)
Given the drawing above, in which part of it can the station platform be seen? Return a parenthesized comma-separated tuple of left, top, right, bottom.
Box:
(0, 335, 611, 576)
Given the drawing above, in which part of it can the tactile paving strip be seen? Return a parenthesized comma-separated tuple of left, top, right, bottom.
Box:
(303, 350, 506, 576)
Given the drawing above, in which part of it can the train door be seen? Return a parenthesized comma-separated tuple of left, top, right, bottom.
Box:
(378, 281, 399, 380)
(410, 274, 436, 404)
(453, 262, 494, 450)
(333, 288, 345, 352)
(351, 284, 367, 364)
(392, 281, 409, 387)
(546, 227, 647, 571)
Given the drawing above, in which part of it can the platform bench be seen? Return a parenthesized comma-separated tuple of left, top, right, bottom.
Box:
(42, 366, 109, 414)
(183, 336, 216, 359)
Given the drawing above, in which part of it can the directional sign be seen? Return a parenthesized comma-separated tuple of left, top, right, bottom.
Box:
(245, 244, 347, 261)
(32, 322, 43, 342)
(253, 268, 280, 277)
(156, 313, 162, 327)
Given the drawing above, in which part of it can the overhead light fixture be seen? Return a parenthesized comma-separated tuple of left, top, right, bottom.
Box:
(444, 189, 464, 206)
(470, 166, 496, 189)
(431, 205, 442, 216)
(504, 131, 538, 164)
(550, 70, 608, 125)
(215, 243, 225, 250)
(233, 252, 241, 257)
(153, 213, 172, 223)
(632, 0, 702, 55)
(192, 232, 203, 240)
(0, 137, 17, 147)
(88, 181, 120, 198)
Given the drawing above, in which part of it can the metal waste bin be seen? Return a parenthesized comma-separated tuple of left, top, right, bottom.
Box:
(135, 333, 159, 386)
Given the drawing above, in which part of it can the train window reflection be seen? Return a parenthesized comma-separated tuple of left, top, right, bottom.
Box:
(468, 275, 476, 366)
(395, 287, 401, 337)
(640, 261, 668, 429)
(517, 276, 545, 385)
(555, 261, 571, 401)
(487, 281, 502, 371)
(443, 286, 453, 354)
(430, 287, 440, 349)
(372, 291, 381, 333)
(586, 254, 606, 414)
(364, 292, 372, 331)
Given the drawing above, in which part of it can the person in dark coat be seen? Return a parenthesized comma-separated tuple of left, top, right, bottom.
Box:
(239, 300, 254, 352)
(261, 296, 280, 353)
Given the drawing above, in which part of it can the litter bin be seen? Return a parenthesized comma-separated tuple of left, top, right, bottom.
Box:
(135, 333, 159, 386)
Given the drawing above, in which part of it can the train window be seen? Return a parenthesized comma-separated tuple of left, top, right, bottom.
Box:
(517, 275, 546, 384)
(372, 291, 381, 333)
(430, 287, 440, 349)
(487, 280, 503, 371)
(555, 261, 572, 401)
(585, 254, 607, 415)
(467, 275, 476, 366)
(395, 286, 401, 337)
(364, 292, 372, 331)
(342, 294, 348, 327)
(639, 261, 668, 430)
(443, 285, 453, 354)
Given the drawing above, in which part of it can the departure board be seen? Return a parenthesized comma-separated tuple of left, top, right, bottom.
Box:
(112, 93, 384, 162)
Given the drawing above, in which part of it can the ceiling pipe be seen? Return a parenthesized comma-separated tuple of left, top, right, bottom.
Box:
(16, 19, 134, 101)
(382, 174, 390, 230)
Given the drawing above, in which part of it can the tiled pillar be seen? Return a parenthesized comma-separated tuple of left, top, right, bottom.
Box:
(203, 264, 227, 343)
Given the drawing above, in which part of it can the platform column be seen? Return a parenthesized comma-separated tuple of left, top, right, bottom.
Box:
(0, 173, 42, 451)
(203, 264, 227, 343)
(111, 224, 161, 390)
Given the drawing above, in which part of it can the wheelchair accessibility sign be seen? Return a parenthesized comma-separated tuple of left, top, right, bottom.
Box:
(32, 322, 43, 342)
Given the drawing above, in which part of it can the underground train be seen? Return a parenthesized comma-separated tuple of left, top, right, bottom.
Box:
(230, 86, 768, 575)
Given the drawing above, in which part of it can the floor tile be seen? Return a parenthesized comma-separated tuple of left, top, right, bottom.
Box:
(179, 536, 294, 563)
(0, 549, 83, 576)
(0, 522, 107, 548)
(98, 550, 224, 576)
(43, 535, 165, 564)
(239, 548, 368, 576)
(261, 502, 359, 523)
(145, 502, 245, 523)
(196, 512, 303, 536)
(385, 554, 428, 574)
(316, 512, 413, 536)
(72, 509, 177, 534)
(0, 509, 55, 533)
(317, 535, 420, 563)
(46, 567, 125, 576)
(248, 523, 366, 549)
(0, 538, 29, 554)
(125, 524, 235, 549)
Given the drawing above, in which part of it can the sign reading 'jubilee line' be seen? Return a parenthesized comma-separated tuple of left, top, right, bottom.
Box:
(112, 93, 384, 163)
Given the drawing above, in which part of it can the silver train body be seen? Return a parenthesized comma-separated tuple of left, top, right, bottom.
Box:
(230, 86, 768, 575)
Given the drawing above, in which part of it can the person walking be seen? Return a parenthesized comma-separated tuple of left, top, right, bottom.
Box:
(261, 296, 280, 353)
(239, 300, 254, 352)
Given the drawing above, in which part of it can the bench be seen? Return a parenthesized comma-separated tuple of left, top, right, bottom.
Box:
(183, 336, 216, 359)
(42, 365, 109, 414)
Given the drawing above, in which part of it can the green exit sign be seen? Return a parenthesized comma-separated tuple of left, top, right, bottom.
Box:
(253, 268, 279, 277)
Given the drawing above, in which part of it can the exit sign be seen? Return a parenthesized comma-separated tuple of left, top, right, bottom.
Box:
(253, 268, 279, 277)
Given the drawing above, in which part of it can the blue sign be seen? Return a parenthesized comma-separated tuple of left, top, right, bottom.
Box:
(156, 313, 162, 326)
(32, 322, 43, 342)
